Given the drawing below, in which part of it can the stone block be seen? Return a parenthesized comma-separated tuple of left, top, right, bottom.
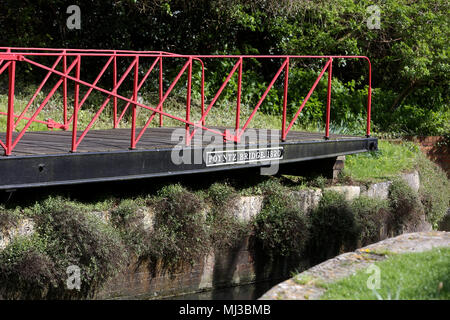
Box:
(231, 196, 264, 222)
(291, 189, 322, 212)
(400, 170, 420, 193)
(365, 181, 392, 200)
(324, 186, 360, 201)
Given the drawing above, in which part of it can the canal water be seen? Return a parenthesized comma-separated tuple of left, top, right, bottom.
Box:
(162, 279, 285, 300)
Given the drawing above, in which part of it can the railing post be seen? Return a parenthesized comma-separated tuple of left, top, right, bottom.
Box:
(63, 50, 68, 128)
(5, 60, 16, 156)
(159, 55, 163, 127)
(236, 57, 242, 134)
(130, 56, 139, 149)
(325, 57, 332, 140)
(113, 51, 118, 128)
(366, 60, 372, 137)
(185, 57, 192, 146)
(71, 55, 81, 152)
(282, 57, 289, 141)
(201, 62, 205, 126)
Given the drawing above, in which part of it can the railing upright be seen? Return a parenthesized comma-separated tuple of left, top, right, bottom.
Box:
(130, 56, 139, 149)
(236, 57, 243, 133)
(159, 55, 163, 127)
(5, 60, 16, 156)
(63, 50, 68, 128)
(113, 51, 118, 128)
(185, 57, 193, 145)
(71, 55, 81, 152)
(325, 57, 332, 139)
(281, 57, 289, 141)
(366, 60, 372, 137)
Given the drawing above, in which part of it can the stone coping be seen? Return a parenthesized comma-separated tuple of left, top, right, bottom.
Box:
(259, 231, 450, 300)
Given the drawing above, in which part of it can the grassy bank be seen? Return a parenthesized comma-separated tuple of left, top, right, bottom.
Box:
(321, 247, 450, 300)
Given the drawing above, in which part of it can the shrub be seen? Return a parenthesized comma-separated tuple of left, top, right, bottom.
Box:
(16, 200, 128, 299)
(0, 209, 19, 230)
(145, 184, 210, 269)
(206, 183, 249, 250)
(110, 198, 140, 222)
(351, 196, 391, 246)
(254, 181, 309, 259)
(416, 153, 450, 228)
(388, 179, 424, 232)
(0, 235, 55, 299)
(308, 191, 360, 263)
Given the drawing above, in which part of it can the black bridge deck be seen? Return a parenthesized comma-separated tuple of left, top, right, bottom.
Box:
(0, 127, 378, 189)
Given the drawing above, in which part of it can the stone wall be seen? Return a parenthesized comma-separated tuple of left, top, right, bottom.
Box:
(96, 170, 430, 299)
(0, 170, 433, 299)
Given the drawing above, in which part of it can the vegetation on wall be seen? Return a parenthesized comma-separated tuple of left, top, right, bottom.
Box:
(0, 140, 448, 298)
(254, 180, 309, 259)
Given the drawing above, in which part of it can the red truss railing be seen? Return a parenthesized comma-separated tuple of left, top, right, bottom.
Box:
(0, 47, 372, 156)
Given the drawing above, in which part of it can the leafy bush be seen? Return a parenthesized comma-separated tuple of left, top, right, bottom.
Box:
(351, 196, 391, 246)
(206, 183, 249, 250)
(416, 153, 450, 228)
(308, 191, 360, 263)
(0, 199, 126, 299)
(145, 184, 210, 269)
(254, 181, 309, 259)
(388, 180, 424, 231)
(0, 235, 55, 299)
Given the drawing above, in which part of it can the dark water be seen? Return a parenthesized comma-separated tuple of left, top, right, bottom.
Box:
(162, 279, 284, 300)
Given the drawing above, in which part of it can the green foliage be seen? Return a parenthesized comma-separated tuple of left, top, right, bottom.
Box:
(0, 234, 55, 299)
(145, 184, 210, 269)
(0, 198, 126, 299)
(206, 183, 248, 250)
(0, 0, 448, 135)
(110, 198, 140, 222)
(308, 191, 360, 263)
(415, 153, 450, 228)
(254, 180, 309, 259)
(0, 209, 19, 230)
(343, 140, 419, 182)
(351, 196, 391, 246)
(388, 179, 424, 231)
(322, 247, 450, 300)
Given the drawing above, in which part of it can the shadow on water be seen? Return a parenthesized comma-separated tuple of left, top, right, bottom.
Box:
(162, 279, 284, 300)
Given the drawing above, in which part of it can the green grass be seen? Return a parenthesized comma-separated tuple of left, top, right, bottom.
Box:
(343, 140, 420, 183)
(321, 247, 450, 300)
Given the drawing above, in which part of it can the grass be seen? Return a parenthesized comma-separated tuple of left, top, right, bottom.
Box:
(342, 140, 420, 183)
(321, 247, 450, 300)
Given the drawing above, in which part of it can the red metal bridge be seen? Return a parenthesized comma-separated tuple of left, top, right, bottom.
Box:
(0, 47, 377, 189)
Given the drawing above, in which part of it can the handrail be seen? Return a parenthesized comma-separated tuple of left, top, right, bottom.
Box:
(0, 47, 372, 156)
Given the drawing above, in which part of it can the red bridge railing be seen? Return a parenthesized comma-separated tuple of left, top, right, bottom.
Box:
(0, 47, 372, 156)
